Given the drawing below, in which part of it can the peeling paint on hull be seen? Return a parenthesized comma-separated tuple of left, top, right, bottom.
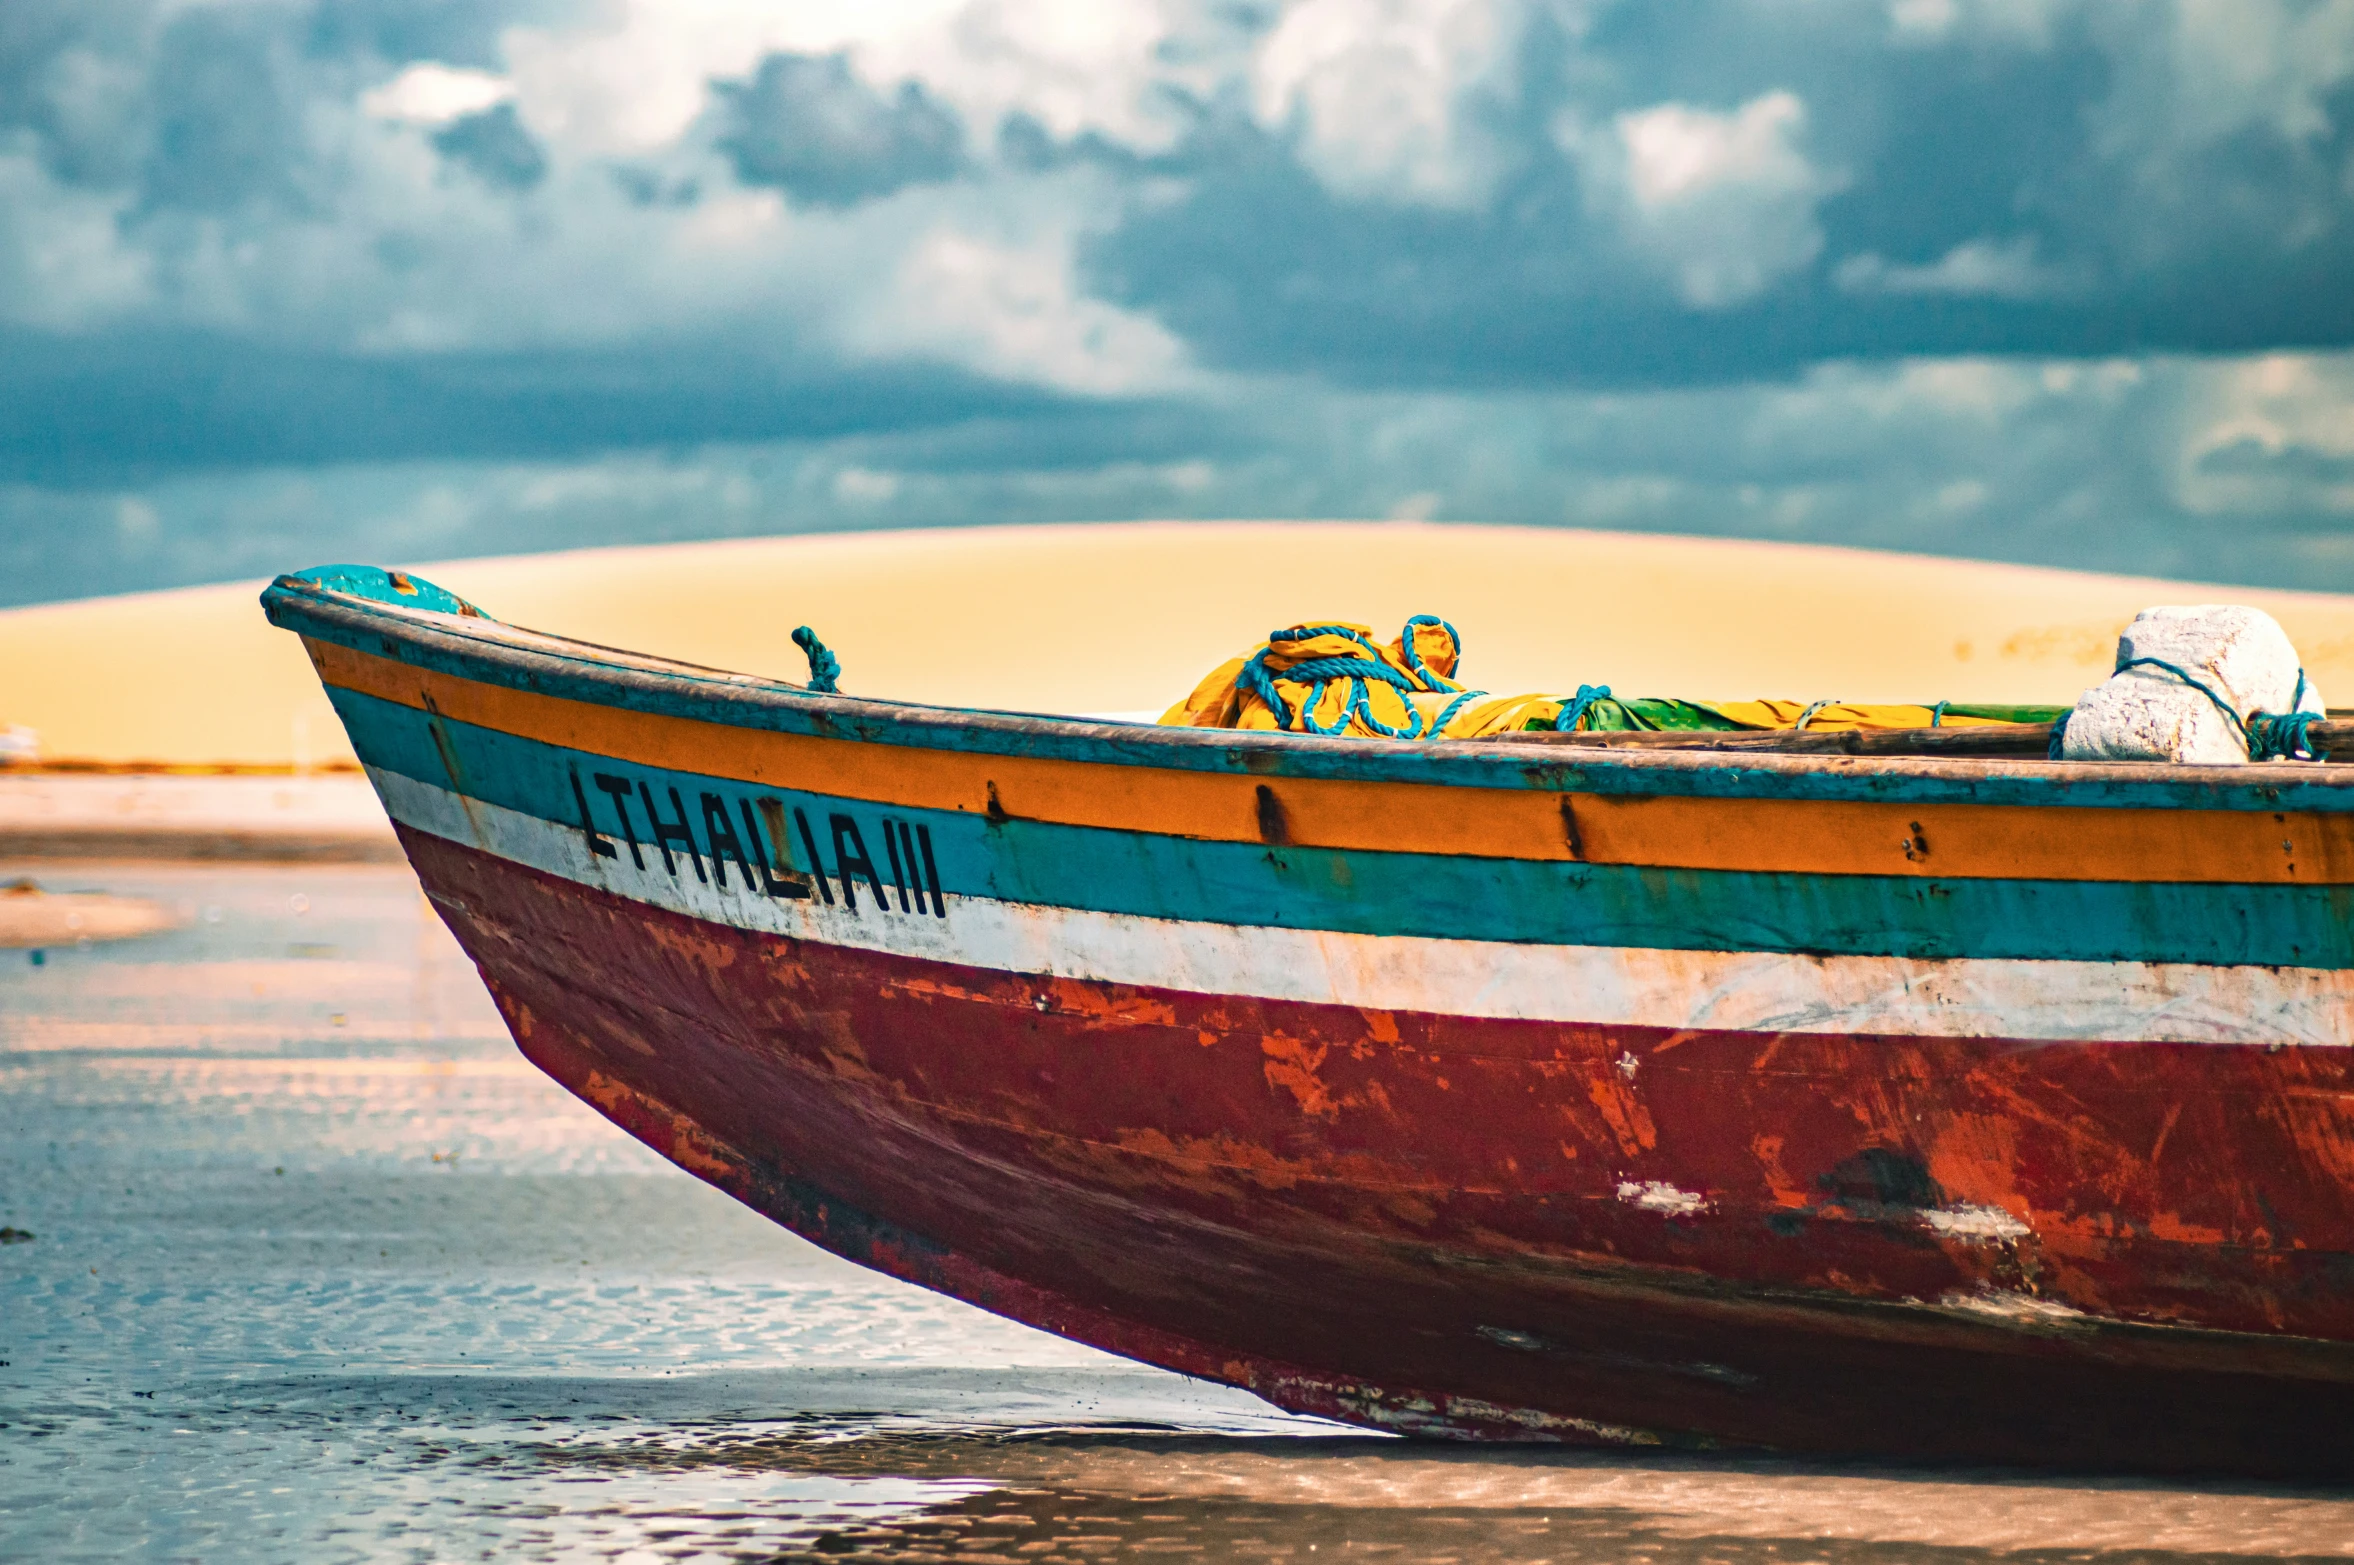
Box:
(402, 827, 2354, 1476)
(260, 571, 2354, 1478)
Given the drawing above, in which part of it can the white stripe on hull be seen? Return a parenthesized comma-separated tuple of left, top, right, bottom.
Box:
(371, 767, 2354, 1048)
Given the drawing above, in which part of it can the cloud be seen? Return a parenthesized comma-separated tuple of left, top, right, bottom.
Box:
(2177, 351, 2354, 521)
(711, 51, 963, 208)
(1834, 234, 2074, 298)
(1252, 0, 1522, 208)
(0, 0, 2351, 614)
(844, 216, 1194, 394)
(1567, 89, 1844, 306)
(431, 103, 548, 189)
(1885, 0, 2060, 47)
(0, 326, 1085, 482)
(3, 0, 2351, 383)
(363, 62, 514, 125)
(11, 348, 2354, 612)
(139, 6, 309, 215)
(306, 0, 556, 74)
(2197, 435, 2354, 485)
(0, 151, 151, 328)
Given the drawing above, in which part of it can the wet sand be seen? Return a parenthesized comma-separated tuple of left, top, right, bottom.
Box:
(0, 773, 397, 862)
(0, 878, 181, 949)
(7, 858, 2354, 1561)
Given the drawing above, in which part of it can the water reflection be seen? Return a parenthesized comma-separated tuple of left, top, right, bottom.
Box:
(5, 861, 2353, 1561)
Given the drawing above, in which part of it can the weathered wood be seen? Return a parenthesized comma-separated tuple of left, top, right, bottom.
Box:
(1483, 718, 2354, 760)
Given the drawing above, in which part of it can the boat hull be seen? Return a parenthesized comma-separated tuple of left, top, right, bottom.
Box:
(406, 824, 2354, 1475)
(261, 571, 2354, 1476)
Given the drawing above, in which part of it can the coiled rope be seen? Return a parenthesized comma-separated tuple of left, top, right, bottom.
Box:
(2250, 708, 2330, 762)
(1240, 617, 1484, 740)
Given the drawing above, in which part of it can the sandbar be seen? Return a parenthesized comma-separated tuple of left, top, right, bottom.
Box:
(10, 521, 2354, 769)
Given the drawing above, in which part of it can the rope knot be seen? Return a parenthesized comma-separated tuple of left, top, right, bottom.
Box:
(1553, 685, 1614, 733)
(792, 625, 842, 694)
(2249, 708, 2330, 762)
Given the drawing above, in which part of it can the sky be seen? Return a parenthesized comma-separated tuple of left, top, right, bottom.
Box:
(4, 0, 2354, 607)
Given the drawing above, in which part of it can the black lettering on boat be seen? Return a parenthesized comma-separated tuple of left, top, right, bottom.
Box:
(881, 818, 915, 913)
(592, 774, 646, 868)
(742, 798, 814, 900)
(914, 822, 946, 918)
(792, 807, 835, 906)
(638, 782, 707, 883)
(897, 821, 933, 916)
(569, 771, 617, 860)
(700, 792, 756, 891)
(828, 814, 889, 913)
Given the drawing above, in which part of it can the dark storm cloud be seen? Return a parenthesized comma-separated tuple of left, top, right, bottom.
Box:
(432, 102, 548, 190)
(140, 7, 309, 214)
(3, 0, 566, 202)
(711, 52, 965, 208)
(304, 0, 565, 72)
(0, 328, 1087, 486)
(2198, 437, 2354, 488)
(0, 396, 1264, 609)
(0, 0, 156, 188)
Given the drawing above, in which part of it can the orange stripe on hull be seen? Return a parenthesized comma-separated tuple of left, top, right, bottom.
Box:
(310, 637, 2354, 884)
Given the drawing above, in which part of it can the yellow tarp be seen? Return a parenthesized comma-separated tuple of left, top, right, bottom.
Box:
(1158, 618, 2028, 740)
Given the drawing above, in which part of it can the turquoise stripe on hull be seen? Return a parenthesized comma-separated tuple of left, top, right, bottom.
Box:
(330, 687, 2354, 968)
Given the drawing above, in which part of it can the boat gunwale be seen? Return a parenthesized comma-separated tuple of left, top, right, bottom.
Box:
(262, 574, 2354, 813)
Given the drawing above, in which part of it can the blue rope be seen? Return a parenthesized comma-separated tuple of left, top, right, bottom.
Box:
(1554, 684, 1614, 733)
(1397, 614, 1464, 685)
(2110, 656, 2328, 762)
(2047, 711, 2070, 760)
(792, 626, 841, 693)
(2114, 657, 2246, 745)
(2253, 670, 2331, 761)
(1425, 688, 1485, 734)
(2250, 708, 2330, 762)
(1241, 620, 1484, 740)
(1929, 700, 1948, 728)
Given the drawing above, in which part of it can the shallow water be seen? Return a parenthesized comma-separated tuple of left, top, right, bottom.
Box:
(7, 861, 2354, 1562)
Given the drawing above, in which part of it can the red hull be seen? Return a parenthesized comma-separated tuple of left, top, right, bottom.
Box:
(410, 827, 2354, 1474)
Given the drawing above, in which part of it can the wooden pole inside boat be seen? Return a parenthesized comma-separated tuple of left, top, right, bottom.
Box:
(1476, 719, 2354, 759)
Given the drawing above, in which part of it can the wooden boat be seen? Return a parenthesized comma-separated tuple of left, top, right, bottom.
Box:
(266, 565, 2354, 1477)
